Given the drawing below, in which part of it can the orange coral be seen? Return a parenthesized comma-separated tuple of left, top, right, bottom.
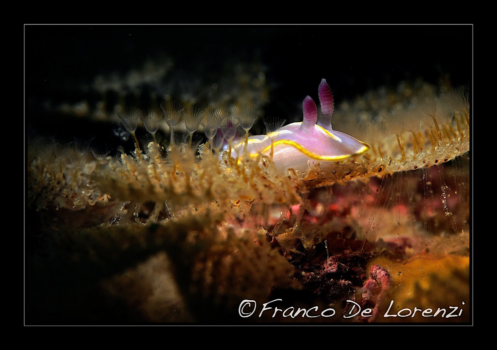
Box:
(365, 254, 470, 323)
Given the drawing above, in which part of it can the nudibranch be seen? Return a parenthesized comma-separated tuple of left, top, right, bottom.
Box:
(230, 79, 370, 172)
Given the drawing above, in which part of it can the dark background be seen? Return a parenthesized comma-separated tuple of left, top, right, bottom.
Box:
(25, 24, 472, 146)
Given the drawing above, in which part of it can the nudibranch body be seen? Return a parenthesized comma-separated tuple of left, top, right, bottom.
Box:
(230, 79, 370, 172)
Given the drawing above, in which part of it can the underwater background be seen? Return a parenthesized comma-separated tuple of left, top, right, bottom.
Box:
(25, 25, 472, 324)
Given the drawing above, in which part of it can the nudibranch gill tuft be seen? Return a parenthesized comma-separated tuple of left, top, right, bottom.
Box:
(230, 79, 370, 172)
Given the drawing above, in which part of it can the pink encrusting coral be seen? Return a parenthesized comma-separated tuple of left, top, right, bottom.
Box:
(359, 265, 391, 323)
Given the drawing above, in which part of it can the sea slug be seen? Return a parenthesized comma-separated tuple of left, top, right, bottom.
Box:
(230, 79, 370, 172)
